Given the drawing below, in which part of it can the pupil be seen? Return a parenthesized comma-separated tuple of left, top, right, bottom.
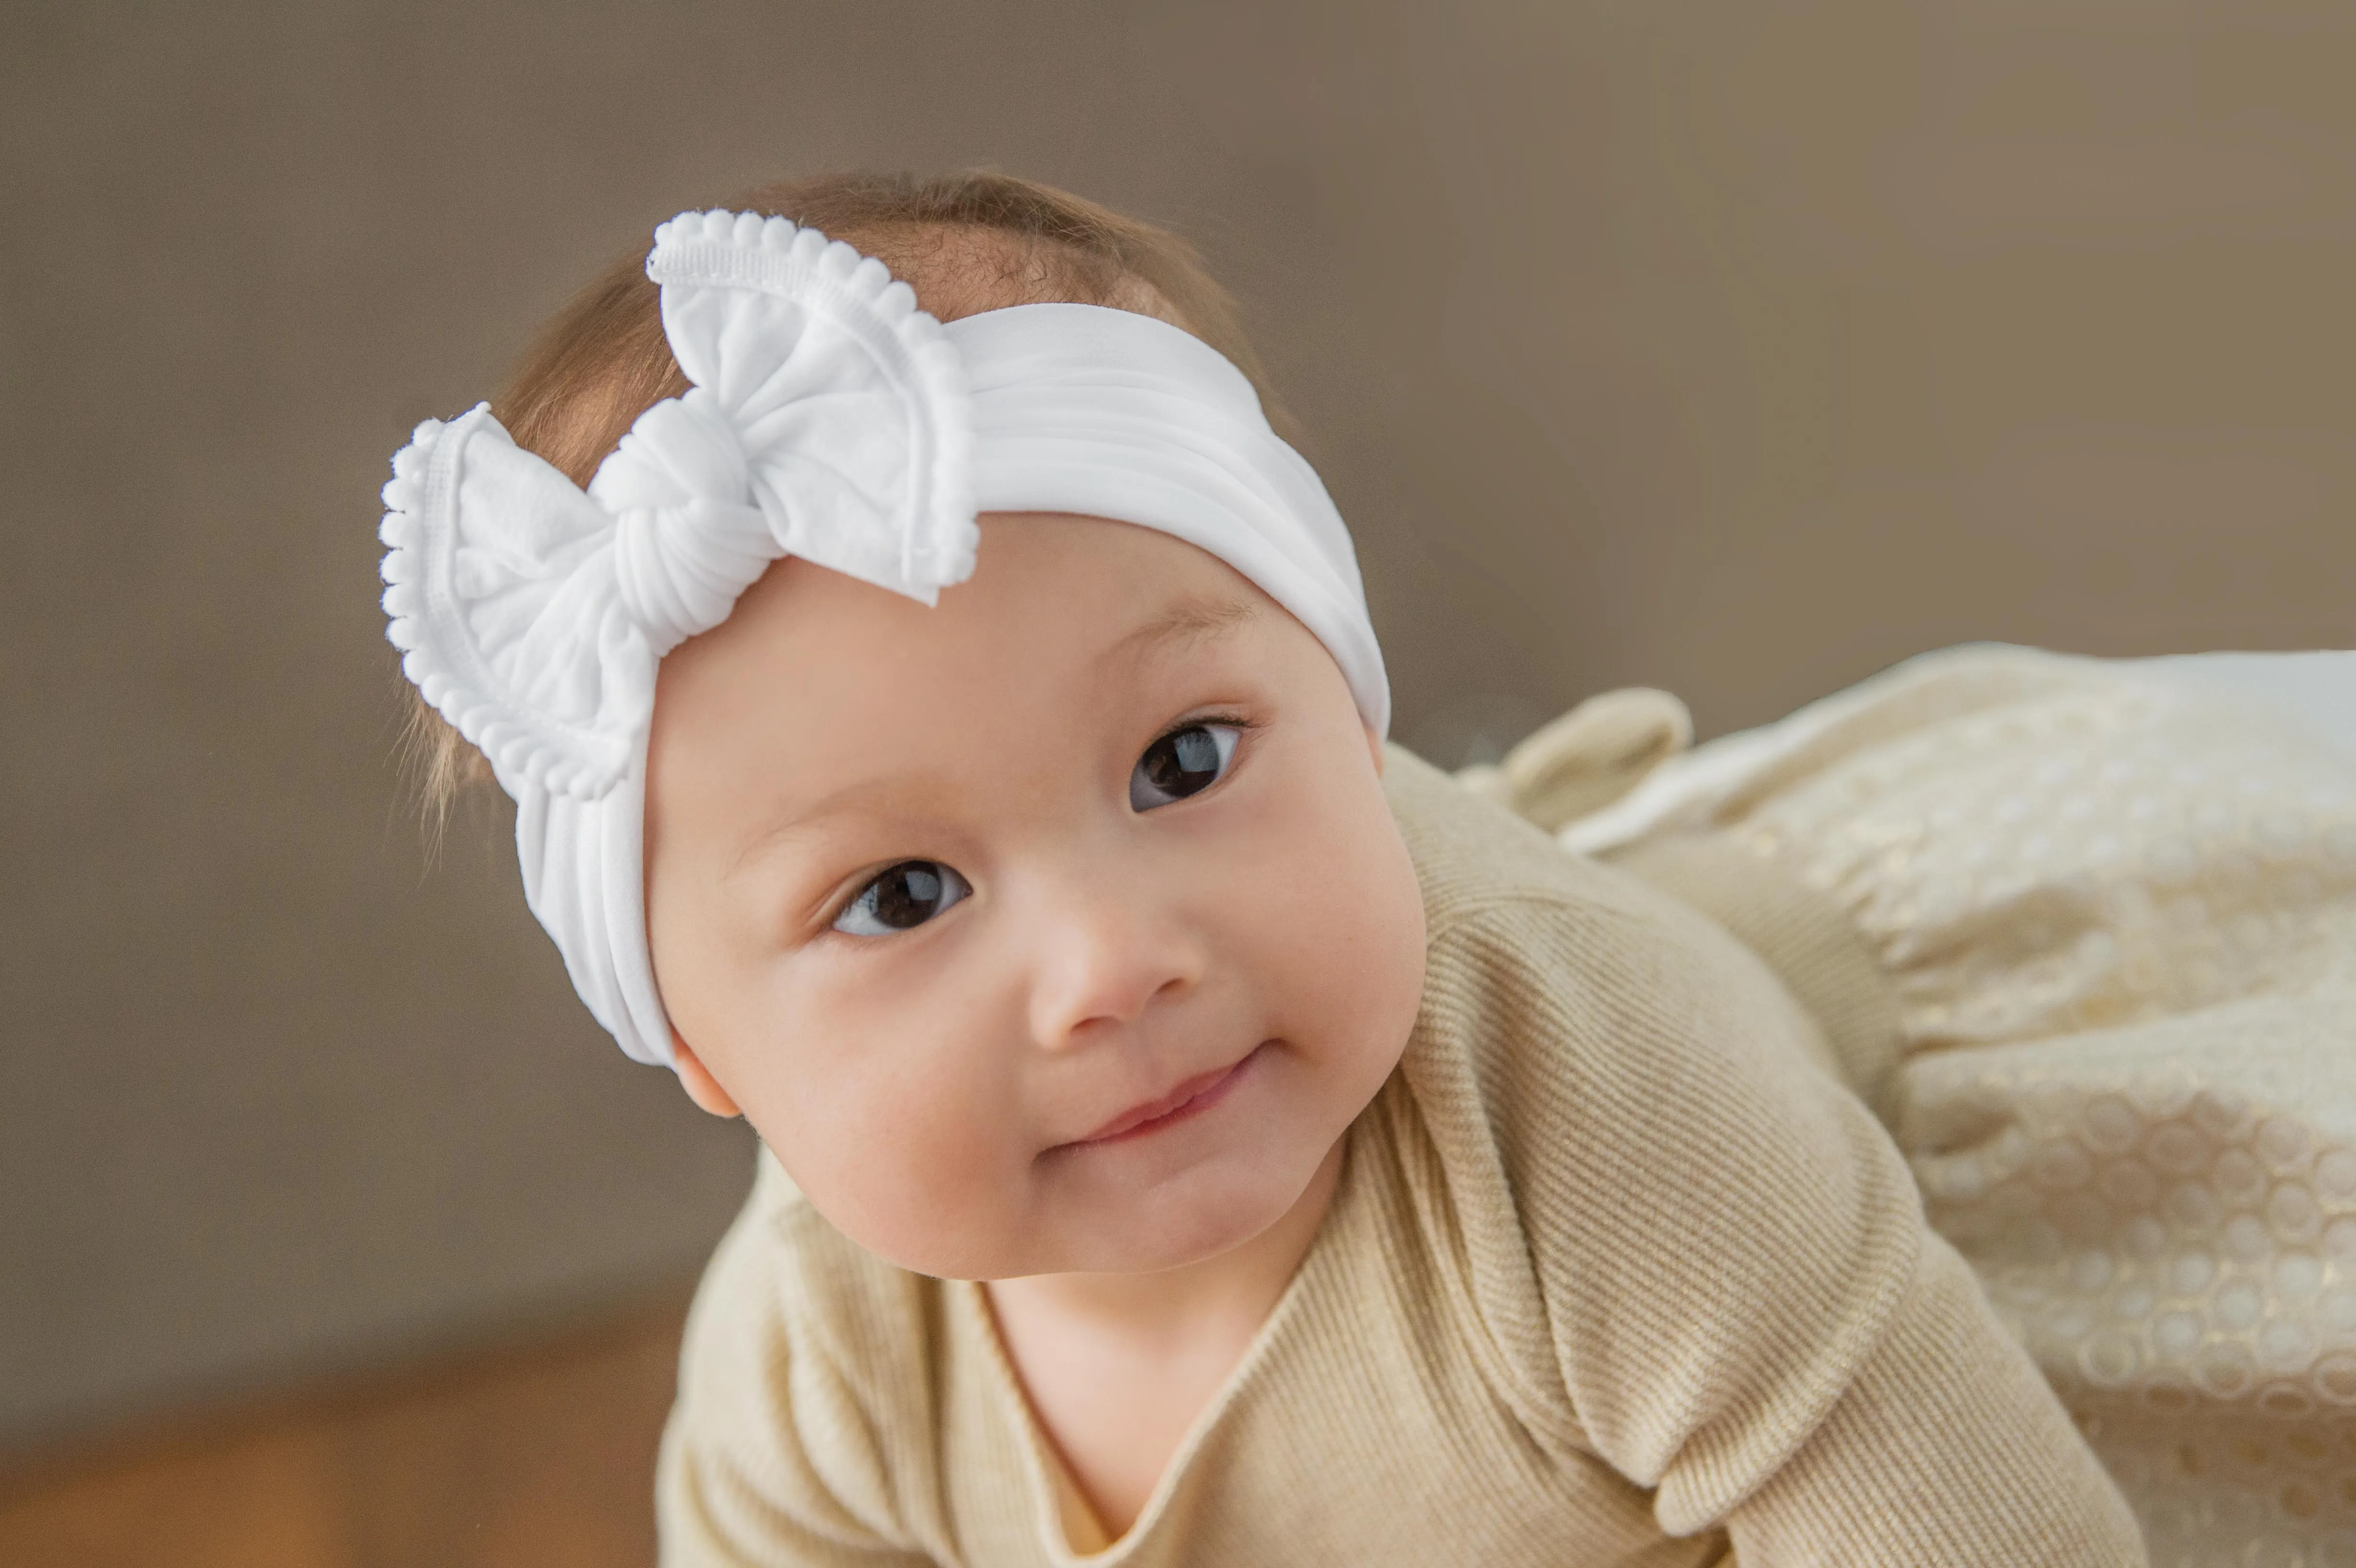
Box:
(1145, 726, 1222, 797)
(873, 862, 943, 929)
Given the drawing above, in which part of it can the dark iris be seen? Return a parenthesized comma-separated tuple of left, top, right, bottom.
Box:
(1139, 725, 1224, 800)
(867, 861, 951, 929)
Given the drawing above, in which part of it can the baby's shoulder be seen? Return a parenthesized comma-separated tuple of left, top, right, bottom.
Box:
(1383, 744, 1805, 1042)
(1383, 741, 1630, 918)
(1381, 745, 1869, 1239)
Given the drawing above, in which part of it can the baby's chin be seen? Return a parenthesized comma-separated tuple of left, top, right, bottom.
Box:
(1026, 1157, 1321, 1276)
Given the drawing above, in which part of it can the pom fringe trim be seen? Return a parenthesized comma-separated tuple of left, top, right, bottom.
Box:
(378, 404, 638, 802)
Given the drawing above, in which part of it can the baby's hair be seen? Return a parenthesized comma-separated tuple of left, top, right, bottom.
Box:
(398, 170, 1277, 836)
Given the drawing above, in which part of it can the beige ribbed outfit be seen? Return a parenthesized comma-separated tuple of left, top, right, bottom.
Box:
(656, 740, 2147, 1566)
(1550, 644, 2356, 1568)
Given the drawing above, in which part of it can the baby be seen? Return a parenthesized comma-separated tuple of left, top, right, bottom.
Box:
(386, 173, 2147, 1564)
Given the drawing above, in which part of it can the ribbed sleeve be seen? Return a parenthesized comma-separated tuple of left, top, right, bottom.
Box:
(1383, 750, 2148, 1563)
(1725, 1227, 2147, 1565)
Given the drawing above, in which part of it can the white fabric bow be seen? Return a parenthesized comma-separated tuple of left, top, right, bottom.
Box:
(381, 210, 1385, 1067)
(380, 210, 975, 802)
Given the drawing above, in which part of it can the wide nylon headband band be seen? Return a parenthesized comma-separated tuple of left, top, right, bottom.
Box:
(382, 210, 1387, 1067)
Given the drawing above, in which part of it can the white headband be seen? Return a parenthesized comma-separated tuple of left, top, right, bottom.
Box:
(381, 209, 1387, 1067)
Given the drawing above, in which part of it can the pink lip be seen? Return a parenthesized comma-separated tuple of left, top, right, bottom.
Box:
(1070, 1045, 1264, 1147)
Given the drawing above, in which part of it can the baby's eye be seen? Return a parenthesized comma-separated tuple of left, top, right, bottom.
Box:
(833, 860, 971, 937)
(1130, 723, 1243, 811)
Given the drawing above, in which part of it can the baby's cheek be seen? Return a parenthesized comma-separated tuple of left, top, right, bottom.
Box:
(768, 995, 1036, 1274)
(1232, 784, 1422, 1029)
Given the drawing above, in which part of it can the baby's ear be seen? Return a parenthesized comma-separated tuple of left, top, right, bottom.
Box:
(670, 1034, 743, 1119)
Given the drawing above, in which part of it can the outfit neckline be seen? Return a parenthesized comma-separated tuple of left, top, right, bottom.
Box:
(954, 1124, 1369, 1563)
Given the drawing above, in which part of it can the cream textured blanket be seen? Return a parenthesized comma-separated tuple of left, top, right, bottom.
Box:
(1554, 645, 2356, 1568)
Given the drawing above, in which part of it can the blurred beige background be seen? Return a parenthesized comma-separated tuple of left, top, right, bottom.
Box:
(5, 0, 2353, 1459)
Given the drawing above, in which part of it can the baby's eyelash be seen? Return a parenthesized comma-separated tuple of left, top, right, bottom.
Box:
(1159, 710, 1256, 740)
(815, 864, 902, 932)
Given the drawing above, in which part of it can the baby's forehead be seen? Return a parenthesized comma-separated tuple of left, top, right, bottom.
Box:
(664, 515, 1275, 725)
(1106, 588, 1266, 667)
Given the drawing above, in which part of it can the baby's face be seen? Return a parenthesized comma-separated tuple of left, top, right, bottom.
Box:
(644, 515, 1428, 1280)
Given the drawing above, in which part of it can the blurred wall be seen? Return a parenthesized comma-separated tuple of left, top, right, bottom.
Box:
(6, 0, 2354, 1451)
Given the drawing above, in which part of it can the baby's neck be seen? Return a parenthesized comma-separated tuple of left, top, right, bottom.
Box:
(982, 1138, 1348, 1538)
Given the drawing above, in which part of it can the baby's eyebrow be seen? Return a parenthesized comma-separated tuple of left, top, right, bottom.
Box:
(1109, 593, 1261, 664)
(721, 780, 919, 883)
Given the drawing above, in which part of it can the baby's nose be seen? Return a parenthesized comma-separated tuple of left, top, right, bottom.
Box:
(1022, 889, 1207, 1051)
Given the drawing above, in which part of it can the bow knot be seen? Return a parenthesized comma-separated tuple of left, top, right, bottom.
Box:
(598, 390, 774, 656)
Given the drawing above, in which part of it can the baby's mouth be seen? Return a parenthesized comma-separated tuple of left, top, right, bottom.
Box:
(1063, 1042, 1268, 1148)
